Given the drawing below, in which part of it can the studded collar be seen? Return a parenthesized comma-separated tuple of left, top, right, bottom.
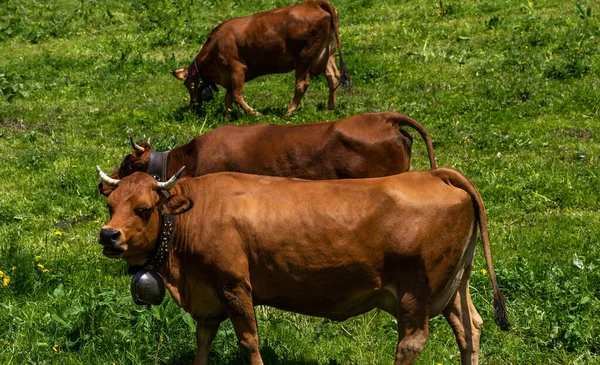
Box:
(144, 194, 174, 270)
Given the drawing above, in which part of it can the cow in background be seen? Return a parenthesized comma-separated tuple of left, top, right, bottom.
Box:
(171, 0, 351, 115)
(99, 112, 436, 196)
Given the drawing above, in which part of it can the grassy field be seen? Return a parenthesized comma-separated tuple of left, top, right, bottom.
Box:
(1, 0, 599, 364)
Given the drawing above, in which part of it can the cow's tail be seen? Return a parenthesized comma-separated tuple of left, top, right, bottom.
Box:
(389, 113, 436, 169)
(431, 167, 510, 331)
(318, 0, 352, 90)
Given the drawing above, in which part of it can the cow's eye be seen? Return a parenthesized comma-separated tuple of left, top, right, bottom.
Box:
(134, 206, 153, 216)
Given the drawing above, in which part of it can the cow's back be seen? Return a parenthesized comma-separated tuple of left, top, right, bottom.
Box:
(188, 116, 410, 179)
(200, 1, 332, 79)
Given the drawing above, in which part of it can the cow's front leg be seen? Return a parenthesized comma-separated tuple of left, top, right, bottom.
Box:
(224, 89, 234, 116)
(443, 266, 483, 365)
(230, 62, 259, 115)
(394, 288, 430, 364)
(324, 54, 341, 110)
(286, 70, 310, 115)
(193, 318, 224, 365)
(220, 283, 264, 365)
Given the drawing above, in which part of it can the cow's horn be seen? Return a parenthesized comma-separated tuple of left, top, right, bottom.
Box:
(97, 166, 121, 187)
(156, 166, 185, 191)
(130, 135, 146, 154)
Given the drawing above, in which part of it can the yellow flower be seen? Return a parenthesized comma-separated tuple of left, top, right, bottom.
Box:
(2, 276, 9, 287)
(52, 344, 59, 352)
(0, 270, 4, 277)
(35, 255, 42, 259)
(43, 269, 50, 273)
(54, 230, 62, 236)
(37, 263, 45, 269)
(11, 267, 16, 271)
(480, 269, 488, 275)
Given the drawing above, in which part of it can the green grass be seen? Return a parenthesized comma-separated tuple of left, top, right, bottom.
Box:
(1, 0, 599, 364)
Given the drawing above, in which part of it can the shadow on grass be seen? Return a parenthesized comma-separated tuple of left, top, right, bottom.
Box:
(172, 104, 208, 120)
(167, 345, 322, 365)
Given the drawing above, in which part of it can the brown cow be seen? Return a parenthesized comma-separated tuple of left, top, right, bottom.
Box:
(99, 112, 436, 196)
(171, 0, 351, 115)
(96, 166, 509, 365)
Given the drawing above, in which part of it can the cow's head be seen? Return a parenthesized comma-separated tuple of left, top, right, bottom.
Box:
(98, 136, 153, 197)
(171, 62, 217, 106)
(96, 167, 192, 267)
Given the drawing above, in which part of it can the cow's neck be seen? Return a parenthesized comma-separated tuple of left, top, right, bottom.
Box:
(165, 140, 199, 176)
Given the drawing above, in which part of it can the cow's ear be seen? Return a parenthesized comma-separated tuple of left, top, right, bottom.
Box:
(171, 67, 188, 81)
(162, 194, 194, 215)
(98, 182, 115, 197)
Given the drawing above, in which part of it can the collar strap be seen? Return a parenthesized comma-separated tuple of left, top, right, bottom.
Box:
(147, 151, 170, 182)
(144, 207, 174, 270)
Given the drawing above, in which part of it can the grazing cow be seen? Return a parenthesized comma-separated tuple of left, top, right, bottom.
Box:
(171, 0, 351, 115)
(99, 112, 436, 196)
(96, 166, 509, 365)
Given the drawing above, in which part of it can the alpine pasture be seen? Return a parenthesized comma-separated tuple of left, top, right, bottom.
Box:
(1, 0, 599, 364)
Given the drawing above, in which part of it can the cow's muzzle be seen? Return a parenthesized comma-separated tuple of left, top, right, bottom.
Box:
(98, 227, 125, 257)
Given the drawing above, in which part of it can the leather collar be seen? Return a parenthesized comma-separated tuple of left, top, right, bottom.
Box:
(147, 151, 170, 182)
(144, 197, 174, 270)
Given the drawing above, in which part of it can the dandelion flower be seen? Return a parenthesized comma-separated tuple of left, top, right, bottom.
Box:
(43, 269, 50, 273)
(2, 276, 9, 287)
(52, 344, 59, 352)
(37, 263, 45, 269)
(0, 270, 4, 277)
(35, 255, 42, 259)
(54, 230, 62, 236)
(480, 269, 487, 275)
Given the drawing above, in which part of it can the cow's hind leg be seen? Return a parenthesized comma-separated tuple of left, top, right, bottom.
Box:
(324, 54, 341, 110)
(220, 283, 264, 365)
(286, 69, 310, 115)
(193, 318, 224, 365)
(394, 285, 430, 364)
(443, 266, 483, 365)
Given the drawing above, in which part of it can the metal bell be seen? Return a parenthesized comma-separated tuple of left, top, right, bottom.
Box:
(200, 85, 213, 101)
(130, 269, 166, 306)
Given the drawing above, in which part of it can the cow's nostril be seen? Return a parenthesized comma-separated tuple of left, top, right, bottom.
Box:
(99, 227, 121, 246)
(110, 230, 120, 241)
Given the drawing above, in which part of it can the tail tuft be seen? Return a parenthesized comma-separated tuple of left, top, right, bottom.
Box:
(494, 291, 510, 331)
(339, 57, 353, 90)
